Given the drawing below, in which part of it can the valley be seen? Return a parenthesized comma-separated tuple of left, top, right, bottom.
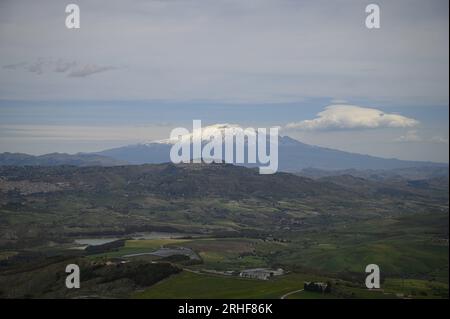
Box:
(0, 163, 448, 299)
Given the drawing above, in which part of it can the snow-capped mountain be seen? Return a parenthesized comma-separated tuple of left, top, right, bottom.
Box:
(95, 124, 446, 171)
(155, 123, 258, 145)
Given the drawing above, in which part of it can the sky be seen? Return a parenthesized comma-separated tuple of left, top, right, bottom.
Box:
(0, 0, 448, 162)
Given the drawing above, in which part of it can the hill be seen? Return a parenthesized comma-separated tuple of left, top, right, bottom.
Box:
(0, 152, 126, 167)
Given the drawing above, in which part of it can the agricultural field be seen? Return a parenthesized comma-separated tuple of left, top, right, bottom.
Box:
(135, 271, 331, 299)
(0, 164, 448, 299)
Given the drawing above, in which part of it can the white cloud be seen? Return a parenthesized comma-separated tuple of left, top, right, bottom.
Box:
(395, 130, 422, 142)
(286, 105, 419, 131)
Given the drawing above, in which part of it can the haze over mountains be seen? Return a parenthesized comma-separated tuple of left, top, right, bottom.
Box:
(1, 124, 447, 172)
(96, 124, 447, 172)
(0, 152, 126, 167)
(97, 136, 447, 171)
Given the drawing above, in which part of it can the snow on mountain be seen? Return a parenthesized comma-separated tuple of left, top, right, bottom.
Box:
(94, 123, 447, 171)
(153, 123, 258, 145)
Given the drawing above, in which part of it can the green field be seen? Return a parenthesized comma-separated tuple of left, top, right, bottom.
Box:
(89, 238, 191, 258)
(135, 271, 328, 299)
(135, 270, 448, 299)
(0, 164, 448, 299)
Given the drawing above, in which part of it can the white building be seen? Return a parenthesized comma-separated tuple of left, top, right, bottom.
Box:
(239, 268, 284, 280)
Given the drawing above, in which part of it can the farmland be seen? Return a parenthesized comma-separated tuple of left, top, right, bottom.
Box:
(0, 164, 448, 298)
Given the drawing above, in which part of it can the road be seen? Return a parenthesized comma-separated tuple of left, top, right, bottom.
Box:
(280, 289, 304, 299)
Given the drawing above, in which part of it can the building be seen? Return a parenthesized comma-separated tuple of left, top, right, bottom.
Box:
(304, 281, 331, 293)
(239, 268, 284, 280)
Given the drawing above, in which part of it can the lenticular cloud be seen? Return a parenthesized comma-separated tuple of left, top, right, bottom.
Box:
(286, 105, 419, 131)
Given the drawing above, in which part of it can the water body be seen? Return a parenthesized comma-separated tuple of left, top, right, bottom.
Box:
(73, 231, 198, 247)
(123, 247, 200, 260)
(132, 232, 196, 240)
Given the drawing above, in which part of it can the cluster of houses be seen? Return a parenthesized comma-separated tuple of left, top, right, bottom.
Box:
(239, 268, 284, 280)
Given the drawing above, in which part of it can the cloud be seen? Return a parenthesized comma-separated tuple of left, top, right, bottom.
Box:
(0, 0, 448, 103)
(0, 124, 168, 142)
(330, 99, 348, 104)
(54, 59, 77, 73)
(394, 132, 449, 144)
(25, 58, 47, 75)
(286, 105, 419, 131)
(3, 62, 27, 70)
(3, 58, 51, 75)
(3, 58, 117, 78)
(430, 136, 449, 144)
(394, 130, 422, 142)
(67, 64, 117, 78)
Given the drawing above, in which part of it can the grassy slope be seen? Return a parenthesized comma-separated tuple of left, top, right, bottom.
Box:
(87, 239, 190, 258)
(134, 271, 327, 299)
(135, 270, 447, 299)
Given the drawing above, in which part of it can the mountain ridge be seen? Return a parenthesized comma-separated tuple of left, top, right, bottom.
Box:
(1, 133, 447, 171)
(96, 134, 448, 171)
(0, 152, 126, 167)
